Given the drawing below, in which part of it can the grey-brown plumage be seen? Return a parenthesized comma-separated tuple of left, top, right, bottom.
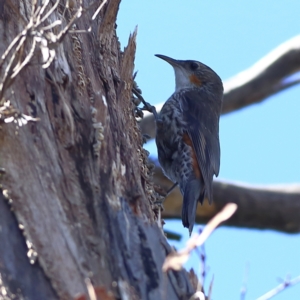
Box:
(155, 54, 223, 234)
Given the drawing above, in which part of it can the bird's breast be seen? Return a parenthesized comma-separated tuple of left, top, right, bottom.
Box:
(155, 95, 191, 183)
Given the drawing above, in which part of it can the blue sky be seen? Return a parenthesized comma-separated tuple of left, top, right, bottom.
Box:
(117, 1, 300, 299)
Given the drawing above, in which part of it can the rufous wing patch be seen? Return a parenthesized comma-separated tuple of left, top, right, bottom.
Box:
(182, 133, 202, 179)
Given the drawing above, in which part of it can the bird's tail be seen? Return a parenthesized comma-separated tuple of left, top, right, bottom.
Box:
(182, 178, 202, 235)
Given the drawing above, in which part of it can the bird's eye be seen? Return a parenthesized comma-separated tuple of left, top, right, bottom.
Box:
(190, 62, 199, 70)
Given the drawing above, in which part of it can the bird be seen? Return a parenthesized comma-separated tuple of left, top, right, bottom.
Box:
(154, 54, 223, 235)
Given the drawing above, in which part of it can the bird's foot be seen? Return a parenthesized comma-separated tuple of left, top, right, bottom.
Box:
(166, 182, 179, 196)
(131, 80, 159, 121)
(153, 182, 178, 205)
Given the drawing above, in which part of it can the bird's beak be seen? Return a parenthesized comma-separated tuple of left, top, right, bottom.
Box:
(155, 54, 181, 68)
(155, 54, 192, 91)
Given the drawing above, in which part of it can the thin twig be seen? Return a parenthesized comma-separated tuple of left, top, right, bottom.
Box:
(0, 0, 108, 103)
(85, 278, 97, 300)
(240, 263, 249, 300)
(0, 36, 26, 99)
(36, 0, 50, 23)
(11, 39, 37, 79)
(31, 0, 38, 19)
(92, 0, 107, 20)
(207, 275, 214, 300)
(256, 275, 300, 300)
(39, 0, 60, 24)
(162, 203, 237, 272)
(40, 20, 62, 31)
(0, 31, 24, 68)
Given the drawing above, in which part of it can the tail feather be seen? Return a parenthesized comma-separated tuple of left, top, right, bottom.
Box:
(182, 178, 202, 235)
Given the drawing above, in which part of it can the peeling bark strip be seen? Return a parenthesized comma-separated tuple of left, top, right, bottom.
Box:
(0, 1, 193, 299)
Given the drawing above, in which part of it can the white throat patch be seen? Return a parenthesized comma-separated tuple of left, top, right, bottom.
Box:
(173, 67, 193, 91)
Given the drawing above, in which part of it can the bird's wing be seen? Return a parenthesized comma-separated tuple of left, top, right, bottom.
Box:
(180, 89, 222, 202)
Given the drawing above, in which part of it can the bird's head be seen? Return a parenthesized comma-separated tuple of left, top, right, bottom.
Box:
(155, 54, 223, 94)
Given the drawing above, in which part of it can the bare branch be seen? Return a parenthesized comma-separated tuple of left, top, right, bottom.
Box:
(0, 36, 27, 98)
(207, 276, 214, 300)
(162, 203, 237, 272)
(91, 0, 108, 21)
(139, 35, 300, 139)
(240, 264, 249, 300)
(256, 275, 300, 300)
(0, 100, 39, 125)
(153, 163, 300, 233)
(39, 0, 60, 24)
(222, 34, 300, 114)
(0, 31, 25, 68)
(11, 39, 37, 78)
(0, 0, 107, 101)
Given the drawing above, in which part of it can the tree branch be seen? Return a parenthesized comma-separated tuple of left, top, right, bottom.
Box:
(153, 164, 300, 233)
(256, 275, 300, 300)
(140, 35, 300, 139)
(222, 34, 300, 114)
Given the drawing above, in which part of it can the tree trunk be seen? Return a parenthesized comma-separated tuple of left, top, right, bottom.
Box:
(0, 1, 194, 299)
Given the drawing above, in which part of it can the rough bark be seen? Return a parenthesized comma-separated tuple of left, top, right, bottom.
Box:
(154, 163, 300, 233)
(0, 1, 194, 299)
